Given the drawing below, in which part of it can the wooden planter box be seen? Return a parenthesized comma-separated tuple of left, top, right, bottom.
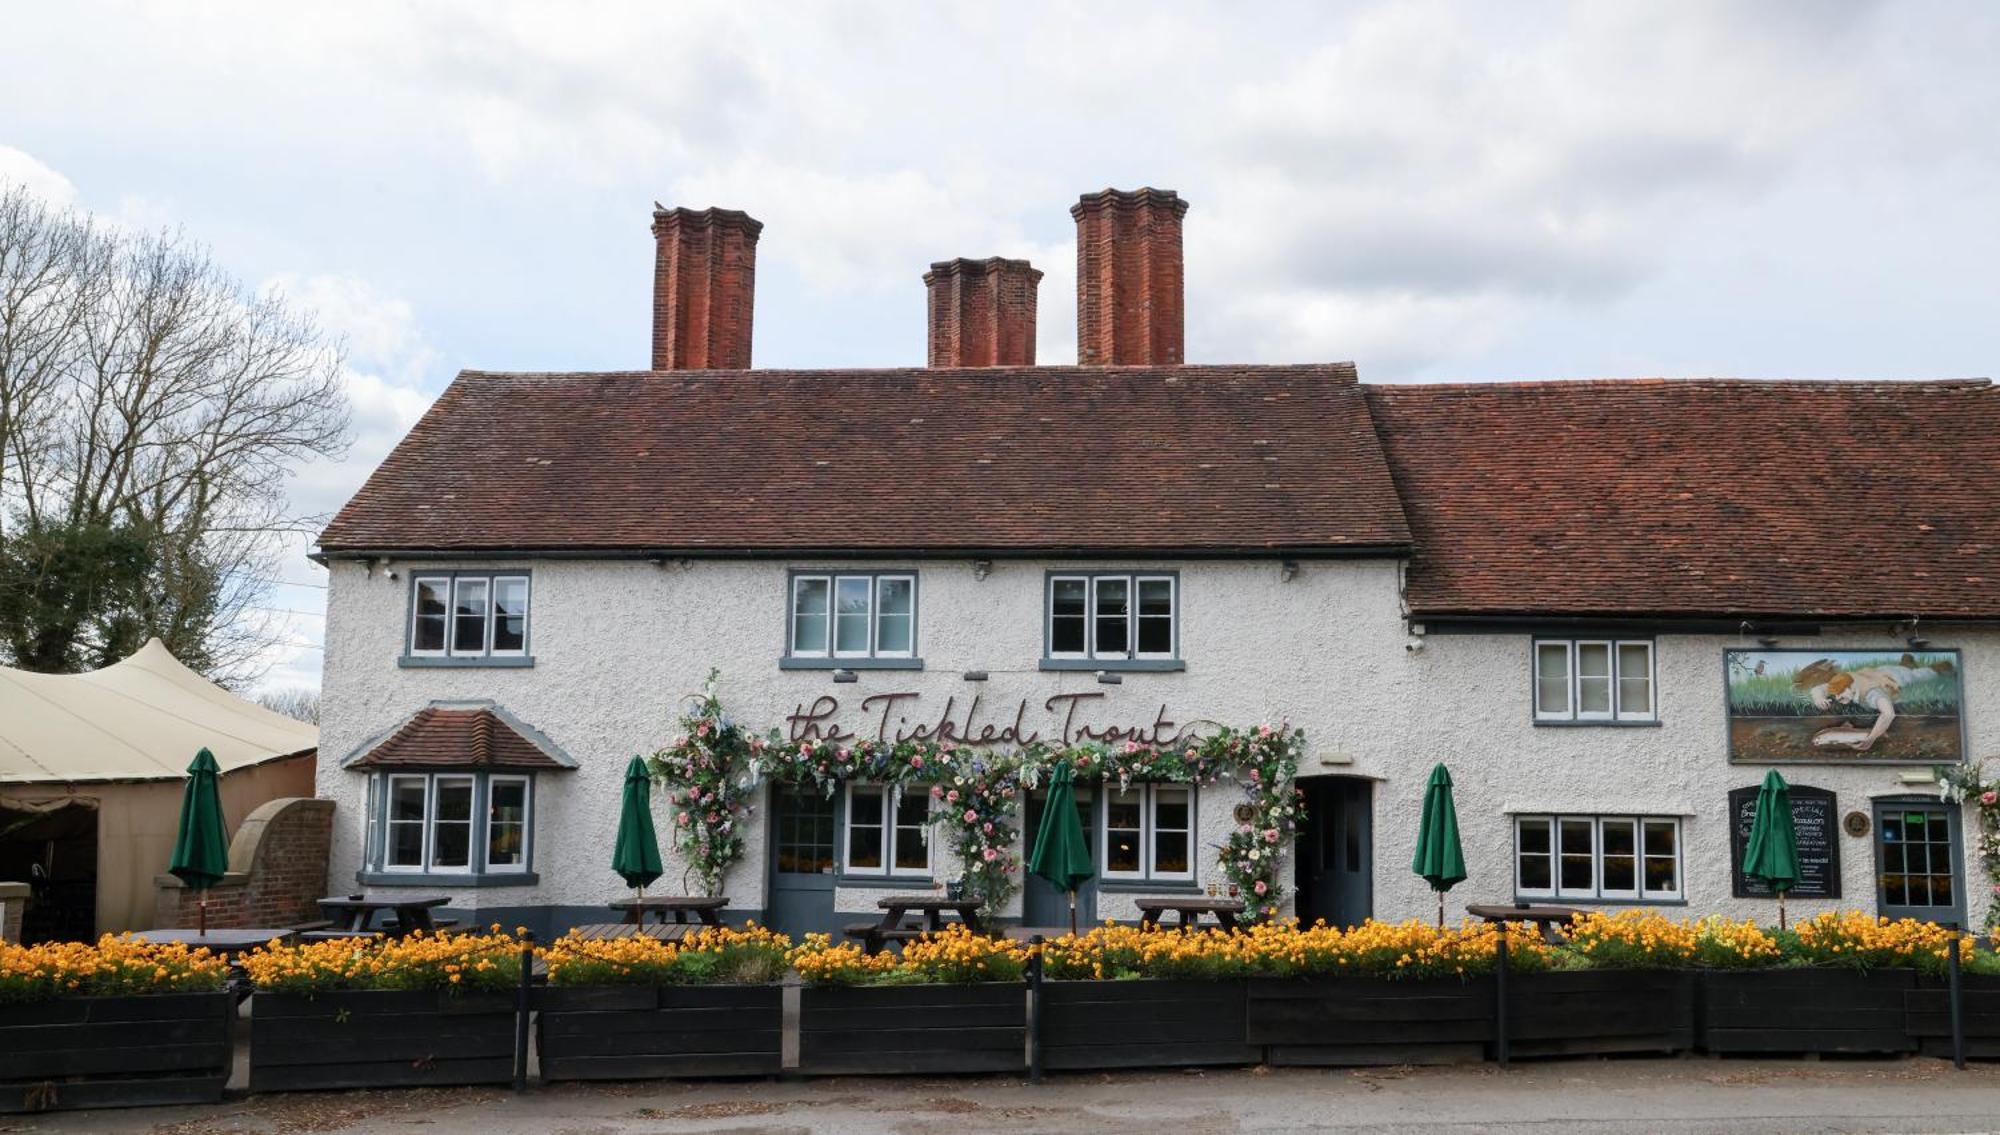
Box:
(0, 991, 232, 1113)
(1907, 972, 2000, 1060)
(1505, 969, 1695, 1058)
(1248, 976, 1495, 1066)
(1040, 980, 1258, 1070)
(535, 984, 782, 1080)
(799, 983, 1025, 1076)
(250, 989, 517, 1092)
(1700, 968, 1917, 1055)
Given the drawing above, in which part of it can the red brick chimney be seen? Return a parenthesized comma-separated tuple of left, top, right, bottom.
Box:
(650, 204, 762, 370)
(1071, 187, 1188, 366)
(923, 257, 1042, 367)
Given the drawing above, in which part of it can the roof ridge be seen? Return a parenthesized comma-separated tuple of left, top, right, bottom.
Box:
(1366, 376, 1993, 393)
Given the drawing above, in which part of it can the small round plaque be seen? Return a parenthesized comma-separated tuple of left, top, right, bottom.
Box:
(1843, 810, 1871, 838)
(1232, 803, 1258, 824)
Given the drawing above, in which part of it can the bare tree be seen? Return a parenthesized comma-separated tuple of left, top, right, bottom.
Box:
(0, 185, 350, 682)
(256, 686, 321, 725)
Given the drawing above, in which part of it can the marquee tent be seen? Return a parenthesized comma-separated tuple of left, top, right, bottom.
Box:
(0, 639, 317, 936)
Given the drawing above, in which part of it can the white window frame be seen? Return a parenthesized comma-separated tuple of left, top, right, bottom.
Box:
(408, 576, 452, 659)
(788, 572, 918, 661)
(489, 575, 532, 658)
(426, 774, 477, 874)
(1048, 572, 1179, 662)
(483, 774, 532, 874)
(1101, 784, 1196, 882)
(408, 572, 532, 660)
(1532, 638, 1656, 723)
(382, 774, 431, 872)
(841, 783, 931, 878)
(1515, 814, 1683, 902)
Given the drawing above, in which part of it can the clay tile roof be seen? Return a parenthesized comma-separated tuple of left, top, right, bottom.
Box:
(318, 365, 1412, 556)
(346, 704, 572, 771)
(1365, 378, 2000, 620)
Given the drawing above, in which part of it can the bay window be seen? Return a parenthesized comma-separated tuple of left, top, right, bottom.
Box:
(370, 771, 535, 878)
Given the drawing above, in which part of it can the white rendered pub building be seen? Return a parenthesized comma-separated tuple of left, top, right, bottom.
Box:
(315, 188, 2000, 938)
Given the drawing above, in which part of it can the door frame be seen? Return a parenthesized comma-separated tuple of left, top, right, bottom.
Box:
(1292, 774, 1374, 928)
(765, 781, 841, 938)
(1870, 793, 1968, 928)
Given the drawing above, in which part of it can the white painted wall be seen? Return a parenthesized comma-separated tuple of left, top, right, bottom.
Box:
(317, 555, 1999, 929)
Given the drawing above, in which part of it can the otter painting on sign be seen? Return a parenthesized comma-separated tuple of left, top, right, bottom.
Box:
(1725, 650, 1964, 764)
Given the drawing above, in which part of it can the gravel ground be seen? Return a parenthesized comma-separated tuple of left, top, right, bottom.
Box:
(7, 1058, 2000, 1135)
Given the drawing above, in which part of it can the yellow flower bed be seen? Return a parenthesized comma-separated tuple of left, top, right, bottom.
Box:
(788, 925, 1029, 985)
(542, 924, 790, 986)
(241, 928, 523, 995)
(0, 935, 229, 1003)
(1785, 911, 1976, 971)
(1040, 918, 1548, 982)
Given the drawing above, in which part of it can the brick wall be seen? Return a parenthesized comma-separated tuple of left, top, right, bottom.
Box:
(155, 797, 334, 930)
(0, 882, 25, 943)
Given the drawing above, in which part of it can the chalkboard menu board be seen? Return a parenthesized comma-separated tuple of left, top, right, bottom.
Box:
(1730, 784, 1840, 899)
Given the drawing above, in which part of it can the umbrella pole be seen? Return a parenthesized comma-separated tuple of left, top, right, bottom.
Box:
(1437, 889, 1445, 929)
(198, 897, 207, 936)
(1778, 891, 1786, 931)
(1069, 890, 1078, 937)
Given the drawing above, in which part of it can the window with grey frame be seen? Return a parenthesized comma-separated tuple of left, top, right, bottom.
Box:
(786, 571, 917, 663)
(1101, 784, 1195, 882)
(1532, 638, 1655, 722)
(407, 572, 531, 662)
(368, 771, 534, 878)
(1514, 814, 1681, 901)
(1047, 573, 1177, 663)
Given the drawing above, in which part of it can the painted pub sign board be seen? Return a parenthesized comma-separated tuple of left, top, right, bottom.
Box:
(1723, 650, 1964, 764)
(1729, 784, 1840, 899)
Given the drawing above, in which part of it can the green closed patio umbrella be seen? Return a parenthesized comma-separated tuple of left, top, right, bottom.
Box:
(1028, 761, 1094, 935)
(612, 755, 664, 907)
(1743, 768, 1800, 929)
(168, 748, 230, 935)
(1412, 763, 1467, 928)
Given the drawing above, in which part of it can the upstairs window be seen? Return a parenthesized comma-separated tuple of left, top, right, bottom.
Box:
(788, 572, 917, 663)
(408, 572, 531, 662)
(1533, 639, 1654, 722)
(1047, 573, 1177, 663)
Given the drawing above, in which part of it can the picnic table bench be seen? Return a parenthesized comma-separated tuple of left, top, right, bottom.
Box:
(1135, 896, 1246, 930)
(317, 894, 452, 937)
(608, 895, 728, 927)
(845, 895, 985, 953)
(1464, 902, 1587, 943)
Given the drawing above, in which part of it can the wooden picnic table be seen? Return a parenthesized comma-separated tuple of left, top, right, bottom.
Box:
(567, 922, 695, 942)
(846, 895, 985, 953)
(1135, 896, 1246, 930)
(316, 894, 452, 937)
(131, 927, 296, 957)
(608, 895, 728, 927)
(1464, 902, 1587, 942)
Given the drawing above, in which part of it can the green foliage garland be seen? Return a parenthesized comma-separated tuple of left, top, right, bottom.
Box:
(649, 672, 1305, 919)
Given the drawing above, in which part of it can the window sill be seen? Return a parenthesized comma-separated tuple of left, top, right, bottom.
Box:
(399, 655, 535, 669)
(1097, 879, 1204, 895)
(1509, 895, 1686, 907)
(356, 871, 539, 888)
(1531, 718, 1662, 728)
(780, 657, 925, 671)
(833, 874, 937, 888)
(1039, 658, 1185, 673)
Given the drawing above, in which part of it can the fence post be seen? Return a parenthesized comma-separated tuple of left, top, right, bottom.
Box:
(514, 930, 536, 1092)
(1028, 934, 1044, 1084)
(1494, 924, 1510, 1068)
(1948, 930, 1965, 1071)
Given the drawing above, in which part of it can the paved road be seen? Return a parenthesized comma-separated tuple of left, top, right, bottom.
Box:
(10, 1059, 2000, 1135)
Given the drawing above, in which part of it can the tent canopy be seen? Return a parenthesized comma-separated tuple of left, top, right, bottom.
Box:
(0, 639, 317, 784)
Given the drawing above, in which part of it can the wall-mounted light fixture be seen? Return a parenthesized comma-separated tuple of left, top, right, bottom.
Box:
(1280, 560, 1299, 582)
(1905, 617, 1929, 650)
(972, 559, 993, 582)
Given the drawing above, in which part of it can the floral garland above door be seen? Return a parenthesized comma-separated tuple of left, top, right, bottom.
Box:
(648, 672, 1306, 920)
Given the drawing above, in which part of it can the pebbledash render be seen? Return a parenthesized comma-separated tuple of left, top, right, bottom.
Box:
(315, 187, 2000, 938)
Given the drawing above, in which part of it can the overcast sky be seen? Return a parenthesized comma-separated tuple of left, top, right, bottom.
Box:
(3, 1, 1996, 694)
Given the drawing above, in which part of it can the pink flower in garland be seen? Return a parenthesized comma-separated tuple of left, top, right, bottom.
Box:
(678, 812, 690, 824)
(947, 790, 960, 803)
(1983, 790, 1997, 807)
(1254, 879, 1269, 895)
(982, 847, 998, 862)
(930, 785, 945, 799)
(697, 723, 711, 737)
(911, 755, 925, 769)
(964, 809, 978, 824)
(1264, 828, 1280, 843)
(982, 821, 994, 834)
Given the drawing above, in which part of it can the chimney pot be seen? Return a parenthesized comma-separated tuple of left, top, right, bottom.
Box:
(1071, 187, 1188, 366)
(923, 257, 1042, 368)
(651, 204, 762, 370)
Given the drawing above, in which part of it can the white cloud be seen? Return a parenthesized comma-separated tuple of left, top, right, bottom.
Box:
(0, 145, 77, 205)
